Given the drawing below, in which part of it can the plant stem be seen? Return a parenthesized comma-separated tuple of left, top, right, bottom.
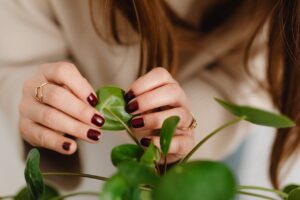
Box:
(163, 156, 167, 174)
(237, 191, 277, 200)
(50, 191, 99, 200)
(238, 186, 288, 199)
(43, 172, 108, 182)
(0, 195, 14, 200)
(180, 117, 245, 163)
(105, 108, 140, 145)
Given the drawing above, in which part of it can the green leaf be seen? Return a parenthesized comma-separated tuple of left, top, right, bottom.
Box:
(111, 144, 144, 167)
(160, 116, 180, 155)
(118, 161, 159, 186)
(24, 148, 44, 200)
(215, 98, 295, 128)
(95, 86, 133, 130)
(100, 174, 128, 200)
(284, 184, 300, 194)
(15, 184, 59, 200)
(152, 161, 236, 200)
(288, 187, 300, 200)
(140, 143, 161, 168)
(122, 187, 141, 200)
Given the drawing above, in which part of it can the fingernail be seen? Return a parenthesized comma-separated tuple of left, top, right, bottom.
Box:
(140, 138, 151, 147)
(87, 93, 98, 107)
(91, 114, 105, 127)
(87, 129, 101, 141)
(62, 142, 71, 151)
(131, 117, 144, 128)
(125, 101, 139, 113)
(124, 90, 136, 103)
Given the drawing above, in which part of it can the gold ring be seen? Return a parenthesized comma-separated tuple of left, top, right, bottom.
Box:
(35, 82, 48, 103)
(181, 115, 198, 131)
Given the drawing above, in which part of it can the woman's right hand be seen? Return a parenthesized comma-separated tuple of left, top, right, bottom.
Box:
(19, 62, 105, 154)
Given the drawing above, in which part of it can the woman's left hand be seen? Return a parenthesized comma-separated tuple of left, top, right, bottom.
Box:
(124, 67, 195, 163)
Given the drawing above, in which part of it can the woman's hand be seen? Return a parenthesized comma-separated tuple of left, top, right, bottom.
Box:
(19, 62, 105, 155)
(125, 67, 195, 163)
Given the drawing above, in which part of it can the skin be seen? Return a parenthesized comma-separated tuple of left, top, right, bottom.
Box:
(19, 62, 195, 162)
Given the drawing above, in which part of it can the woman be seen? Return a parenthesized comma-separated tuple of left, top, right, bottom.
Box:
(0, 0, 298, 192)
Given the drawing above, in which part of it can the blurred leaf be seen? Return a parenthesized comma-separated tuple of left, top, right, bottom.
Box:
(160, 116, 180, 155)
(24, 149, 44, 200)
(118, 161, 159, 187)
(140, 190, 152, 200)
(284, 184, 300, 194)
(288, 187, 300, 200)
(95, 86, 133, 130)
(152, 161, 236, 200)
(140, 143, 160, 168)
(215, 98, 295, 128)
(122, 187, 141, 200)
(100, 174, 128, 200)
(15, 184, 59, 200)
(111, 144, 144, 167)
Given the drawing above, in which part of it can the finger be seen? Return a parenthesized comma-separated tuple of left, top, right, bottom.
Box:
(39, 83, 105, 128)
(130, 107, 193, 132)
(125, 83, 188, 114)
(21, 99, 102, 143)
(141, 135, 194, 156)
(41, 62, 99, 107)
(125, 67, 176, 102)
(19, 118, 77, 155)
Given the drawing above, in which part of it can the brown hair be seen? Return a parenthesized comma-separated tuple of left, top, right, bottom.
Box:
(89, 0, 300, 189)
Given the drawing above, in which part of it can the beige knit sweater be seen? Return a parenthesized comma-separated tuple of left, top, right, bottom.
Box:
(0, 0, 272, 193)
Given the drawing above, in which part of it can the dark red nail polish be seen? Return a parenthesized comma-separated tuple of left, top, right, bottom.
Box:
(124, 90, 136, 103)
(87, 129, 101, 141)
(87, 93, 98, 107)
(91, 114, 105, 127)
(125, 101, 139, 113)
(131, 117, 144, 128)
(140, 138, 151, 147)
(62, 142, 71, 151)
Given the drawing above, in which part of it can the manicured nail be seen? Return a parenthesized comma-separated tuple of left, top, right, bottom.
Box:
(125, 101, 139, 113)
(131, 117, 144, 128)
(124, 90, 136, 103)
(140, 138, 151, 147)
(87, 129, 101, 141)
(62, 142, 71, 151)
(87, 93, 98, 107)
(91, 114, 105, 127)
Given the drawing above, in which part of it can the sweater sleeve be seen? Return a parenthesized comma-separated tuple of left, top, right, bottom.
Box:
(0, 0, 68, 155)
(180, 37, 273, 161)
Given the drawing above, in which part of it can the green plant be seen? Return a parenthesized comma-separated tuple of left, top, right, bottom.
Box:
(1, 86, 299, 200)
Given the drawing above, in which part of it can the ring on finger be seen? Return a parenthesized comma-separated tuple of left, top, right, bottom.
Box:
(180, 114, 197, 131)
(35, 82, 48, 103)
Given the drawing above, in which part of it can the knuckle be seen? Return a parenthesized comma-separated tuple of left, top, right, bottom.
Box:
(47, 87, 62, 104)
(42, 108, 55, 125)
(54, 62, 75, 77)
(153, 67, 172, 81)
(170, 84, 183, 101)
(22, 79, 31, 95)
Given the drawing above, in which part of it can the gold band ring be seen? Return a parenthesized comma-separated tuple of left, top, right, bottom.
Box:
(35, 82, 48, 103)
(181, 115, 198, 131)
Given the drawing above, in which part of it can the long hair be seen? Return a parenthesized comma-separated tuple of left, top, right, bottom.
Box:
(89, 0, 300, 188)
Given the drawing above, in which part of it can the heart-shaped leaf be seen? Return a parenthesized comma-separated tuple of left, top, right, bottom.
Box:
(160, 116, 180, 156)
(24, 148, 44, 200)
(288, 187, 300, 200)
(100, 174, 128, 200)
(152, 161, 236, 200)
(95, 86, 133, 130)
(283, 184, 300, 194)
(118, 160, 159, 186)
(111, 144, 144, 167)
(215, 98, 295, 128)
(140, 143, 161, 168)
(15, 184, 59, 200)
